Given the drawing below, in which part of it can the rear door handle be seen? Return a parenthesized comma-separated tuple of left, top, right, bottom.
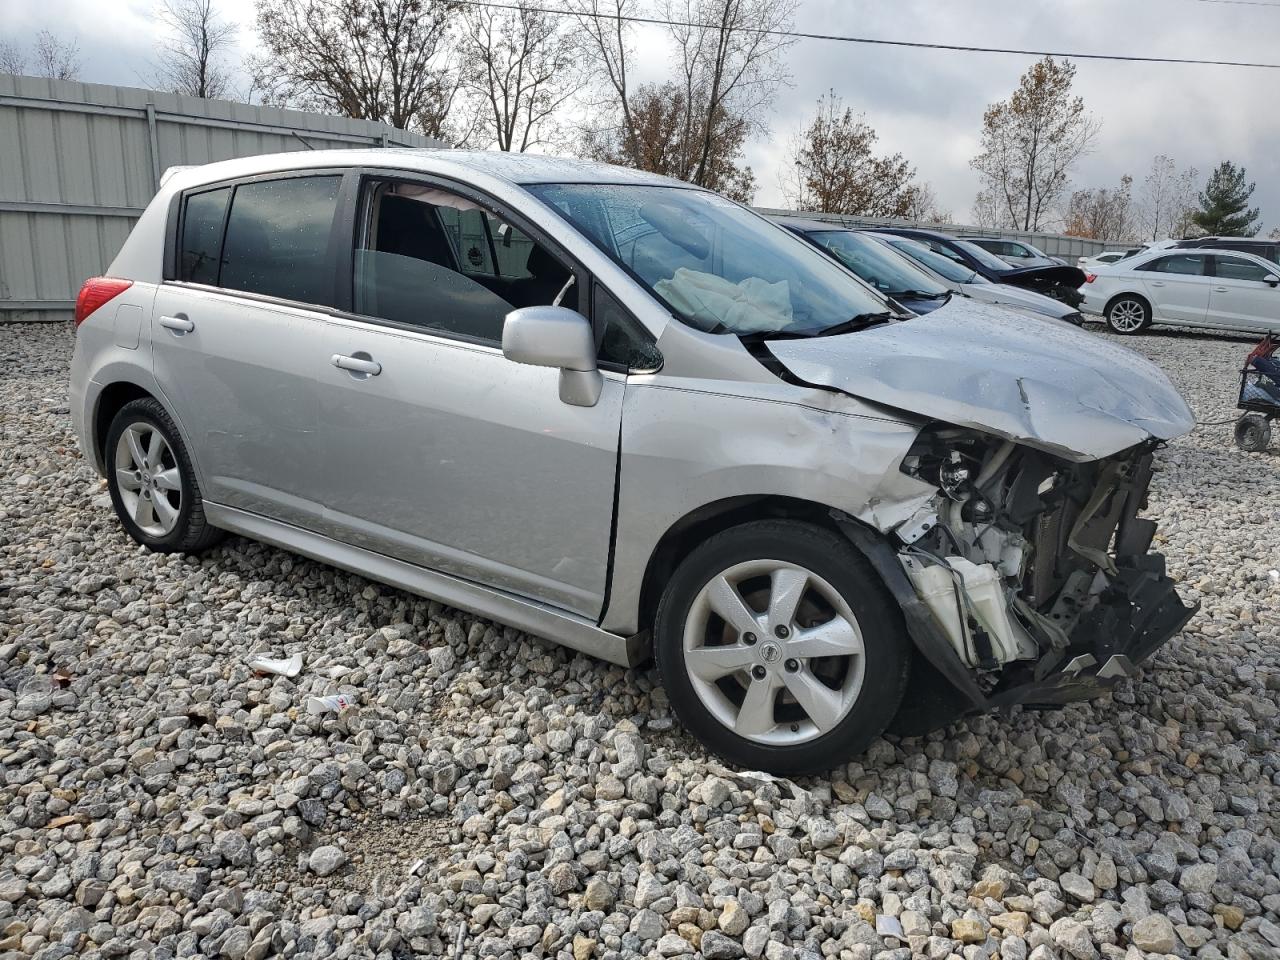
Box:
(1149, 281, 1165, 287)
(332, 354, 382, 376)
(1214, 286, 1229, 293)
(159, 315, 194, 333)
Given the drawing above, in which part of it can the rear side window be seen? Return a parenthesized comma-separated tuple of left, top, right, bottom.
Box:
(1143, 254, 1206, 276)
(179, 188, 230, 284)
(219, 176, 341, 304)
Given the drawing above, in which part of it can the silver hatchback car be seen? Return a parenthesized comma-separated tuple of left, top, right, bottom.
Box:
(71, 150, 1198, 774)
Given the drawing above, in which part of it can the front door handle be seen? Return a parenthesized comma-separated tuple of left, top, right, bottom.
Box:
(1214, 286, 1229, 293)
(1149, 281, 1165, 287)
(332, 354, 382, 377)
(159, 315, 194, 334)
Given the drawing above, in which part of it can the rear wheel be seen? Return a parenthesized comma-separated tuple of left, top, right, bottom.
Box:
(105, 398, 224, 553)
(654, 520, 909, 775)
(1234, 414, 1272, 452)
(1106, 295, 1151, 334)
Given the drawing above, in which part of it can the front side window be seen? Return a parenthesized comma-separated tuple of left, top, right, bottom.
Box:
(808, 230, 950, 298)
(528, 183, 892, 337)
(886, 237, 984, 284)
(353, 180, 576, 343)
(220, 176, 342, 304)
(1143, 254, 1206, 276)
(955, 239, 1016, 272)
(178, 187, 230, 284)
(1215, 255, 1273, 283)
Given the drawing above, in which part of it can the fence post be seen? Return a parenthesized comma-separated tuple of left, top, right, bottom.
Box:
(145, 103, 161, 190)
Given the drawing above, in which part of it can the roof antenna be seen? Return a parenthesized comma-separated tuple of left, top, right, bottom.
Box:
(292, 131, 317, 151)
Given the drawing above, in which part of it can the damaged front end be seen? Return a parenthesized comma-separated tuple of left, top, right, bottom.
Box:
(841, 427, 1198, 733)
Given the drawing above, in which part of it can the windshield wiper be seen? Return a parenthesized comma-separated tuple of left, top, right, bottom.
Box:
(890, 290, 948, 300)
(811, 311, 896, 337)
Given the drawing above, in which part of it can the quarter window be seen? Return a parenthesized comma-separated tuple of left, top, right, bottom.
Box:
(220, 176, 342, 304)
(178, 187, 230, 284)
(1215, 256, 1273, 283)
(1142, 254, 1206, 276)
(353, 180, 577, 343)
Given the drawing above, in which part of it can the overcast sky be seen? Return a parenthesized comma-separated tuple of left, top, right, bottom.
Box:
(6, 0, 1278, 233)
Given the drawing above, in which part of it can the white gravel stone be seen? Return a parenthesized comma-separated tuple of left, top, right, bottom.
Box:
(0, 323, 1276, 960)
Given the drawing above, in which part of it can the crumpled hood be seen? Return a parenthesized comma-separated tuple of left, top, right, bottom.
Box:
(767, 298, 1195, 461)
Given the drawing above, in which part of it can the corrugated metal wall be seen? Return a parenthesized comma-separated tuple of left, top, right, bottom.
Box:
(754, 208, 1123, 260)
(0, 73, 443, 322)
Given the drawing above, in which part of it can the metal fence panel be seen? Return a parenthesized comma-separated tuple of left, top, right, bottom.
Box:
(0, 73, 442, 322)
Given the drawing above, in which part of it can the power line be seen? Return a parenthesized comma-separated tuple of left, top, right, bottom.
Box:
(453, 0, 1280, 69)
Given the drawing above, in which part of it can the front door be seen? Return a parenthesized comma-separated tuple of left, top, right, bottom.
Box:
(1208, 255, 1280, 332)
(1137, 253, 1212, 325)
(150, 173, 345, 529)
(313, 176, 624, 618)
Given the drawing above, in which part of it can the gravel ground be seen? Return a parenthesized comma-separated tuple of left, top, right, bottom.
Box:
(1, 320, 1278, 960)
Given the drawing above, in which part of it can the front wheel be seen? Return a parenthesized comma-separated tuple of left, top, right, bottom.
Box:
(654, 520, 909, 775)
(1106, 296, 1151, 334)
(105, 398, 224, 553)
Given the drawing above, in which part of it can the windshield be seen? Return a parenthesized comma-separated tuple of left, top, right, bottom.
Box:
(526, 183, 892, 336)
(808, 230, 949, 298)
(883, 237, 987, 285)
(956, 239, 1017, 272)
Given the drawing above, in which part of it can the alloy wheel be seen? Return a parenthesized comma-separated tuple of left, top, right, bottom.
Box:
(1109, 299, 1146, 332)
(113, 422, 182, 537)
(682, 560, 866, 745)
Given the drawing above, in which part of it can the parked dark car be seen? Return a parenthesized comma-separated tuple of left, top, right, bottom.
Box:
(776, 217, 953, 314)
(865, 227, 1087, 308)
(1172, 236, 1280, 265)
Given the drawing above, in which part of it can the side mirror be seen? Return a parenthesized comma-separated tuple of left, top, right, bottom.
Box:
(502, 306, 602, 407)
(1265, 274, 1279, 287)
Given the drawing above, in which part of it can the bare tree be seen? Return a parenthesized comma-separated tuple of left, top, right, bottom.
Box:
(971, 57, 1099, 231)
(1138, 155, 1200, 242)
(970, 189, 1005, 229)
(782, 91, 918, 217)
(663, 0, 795, 187)
(252, 0, 459, 135)
(4, 31, 82, 80)
(152, 0, 238, 99)
(1064, 175, 1137, 241)
(0, 40, 26, 75)
(571, 0, 793, 197)
(902, 182, 950, 224)
(457, 1, 582, 151)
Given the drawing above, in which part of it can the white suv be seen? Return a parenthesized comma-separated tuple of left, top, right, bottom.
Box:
(1082, 248, 1280, 334)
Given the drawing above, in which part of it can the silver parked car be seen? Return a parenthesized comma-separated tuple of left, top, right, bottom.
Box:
(70, 150, 1198, 774)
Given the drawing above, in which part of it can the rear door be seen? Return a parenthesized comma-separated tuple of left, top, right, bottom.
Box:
(1208, 254, 1280, 331)
(1135, 253, 1212, 325)
(151, 171, 345, 529)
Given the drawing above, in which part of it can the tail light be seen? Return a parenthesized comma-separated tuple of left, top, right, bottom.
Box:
(74, 277, 133, 328)
(1085, 273, 1097, 283)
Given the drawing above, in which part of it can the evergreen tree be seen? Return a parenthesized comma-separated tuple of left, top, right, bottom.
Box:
(1191, 162, 1261, 236)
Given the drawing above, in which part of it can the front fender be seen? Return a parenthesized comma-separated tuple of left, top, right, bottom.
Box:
(600, 378, 934, 634)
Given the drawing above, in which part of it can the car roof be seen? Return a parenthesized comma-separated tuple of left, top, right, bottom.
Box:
(1124, 247, 1277, 267)
(1180, 236, 1272, 246)
(165, 147, 694, 192)
(865, 226, 955, 242)
(772, 216, 859, 233)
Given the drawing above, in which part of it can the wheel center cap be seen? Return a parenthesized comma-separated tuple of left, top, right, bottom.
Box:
(760, 642, 782, 664)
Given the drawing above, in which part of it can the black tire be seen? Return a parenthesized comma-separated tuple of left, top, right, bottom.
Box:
(104, 398, 224, 553)
(1105, 295, 1152, 334)
(654, 520, 910, 775)
(1234, 414, 1272, 453)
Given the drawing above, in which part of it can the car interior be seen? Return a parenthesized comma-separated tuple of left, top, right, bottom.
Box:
(354, 181, 575, 341)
